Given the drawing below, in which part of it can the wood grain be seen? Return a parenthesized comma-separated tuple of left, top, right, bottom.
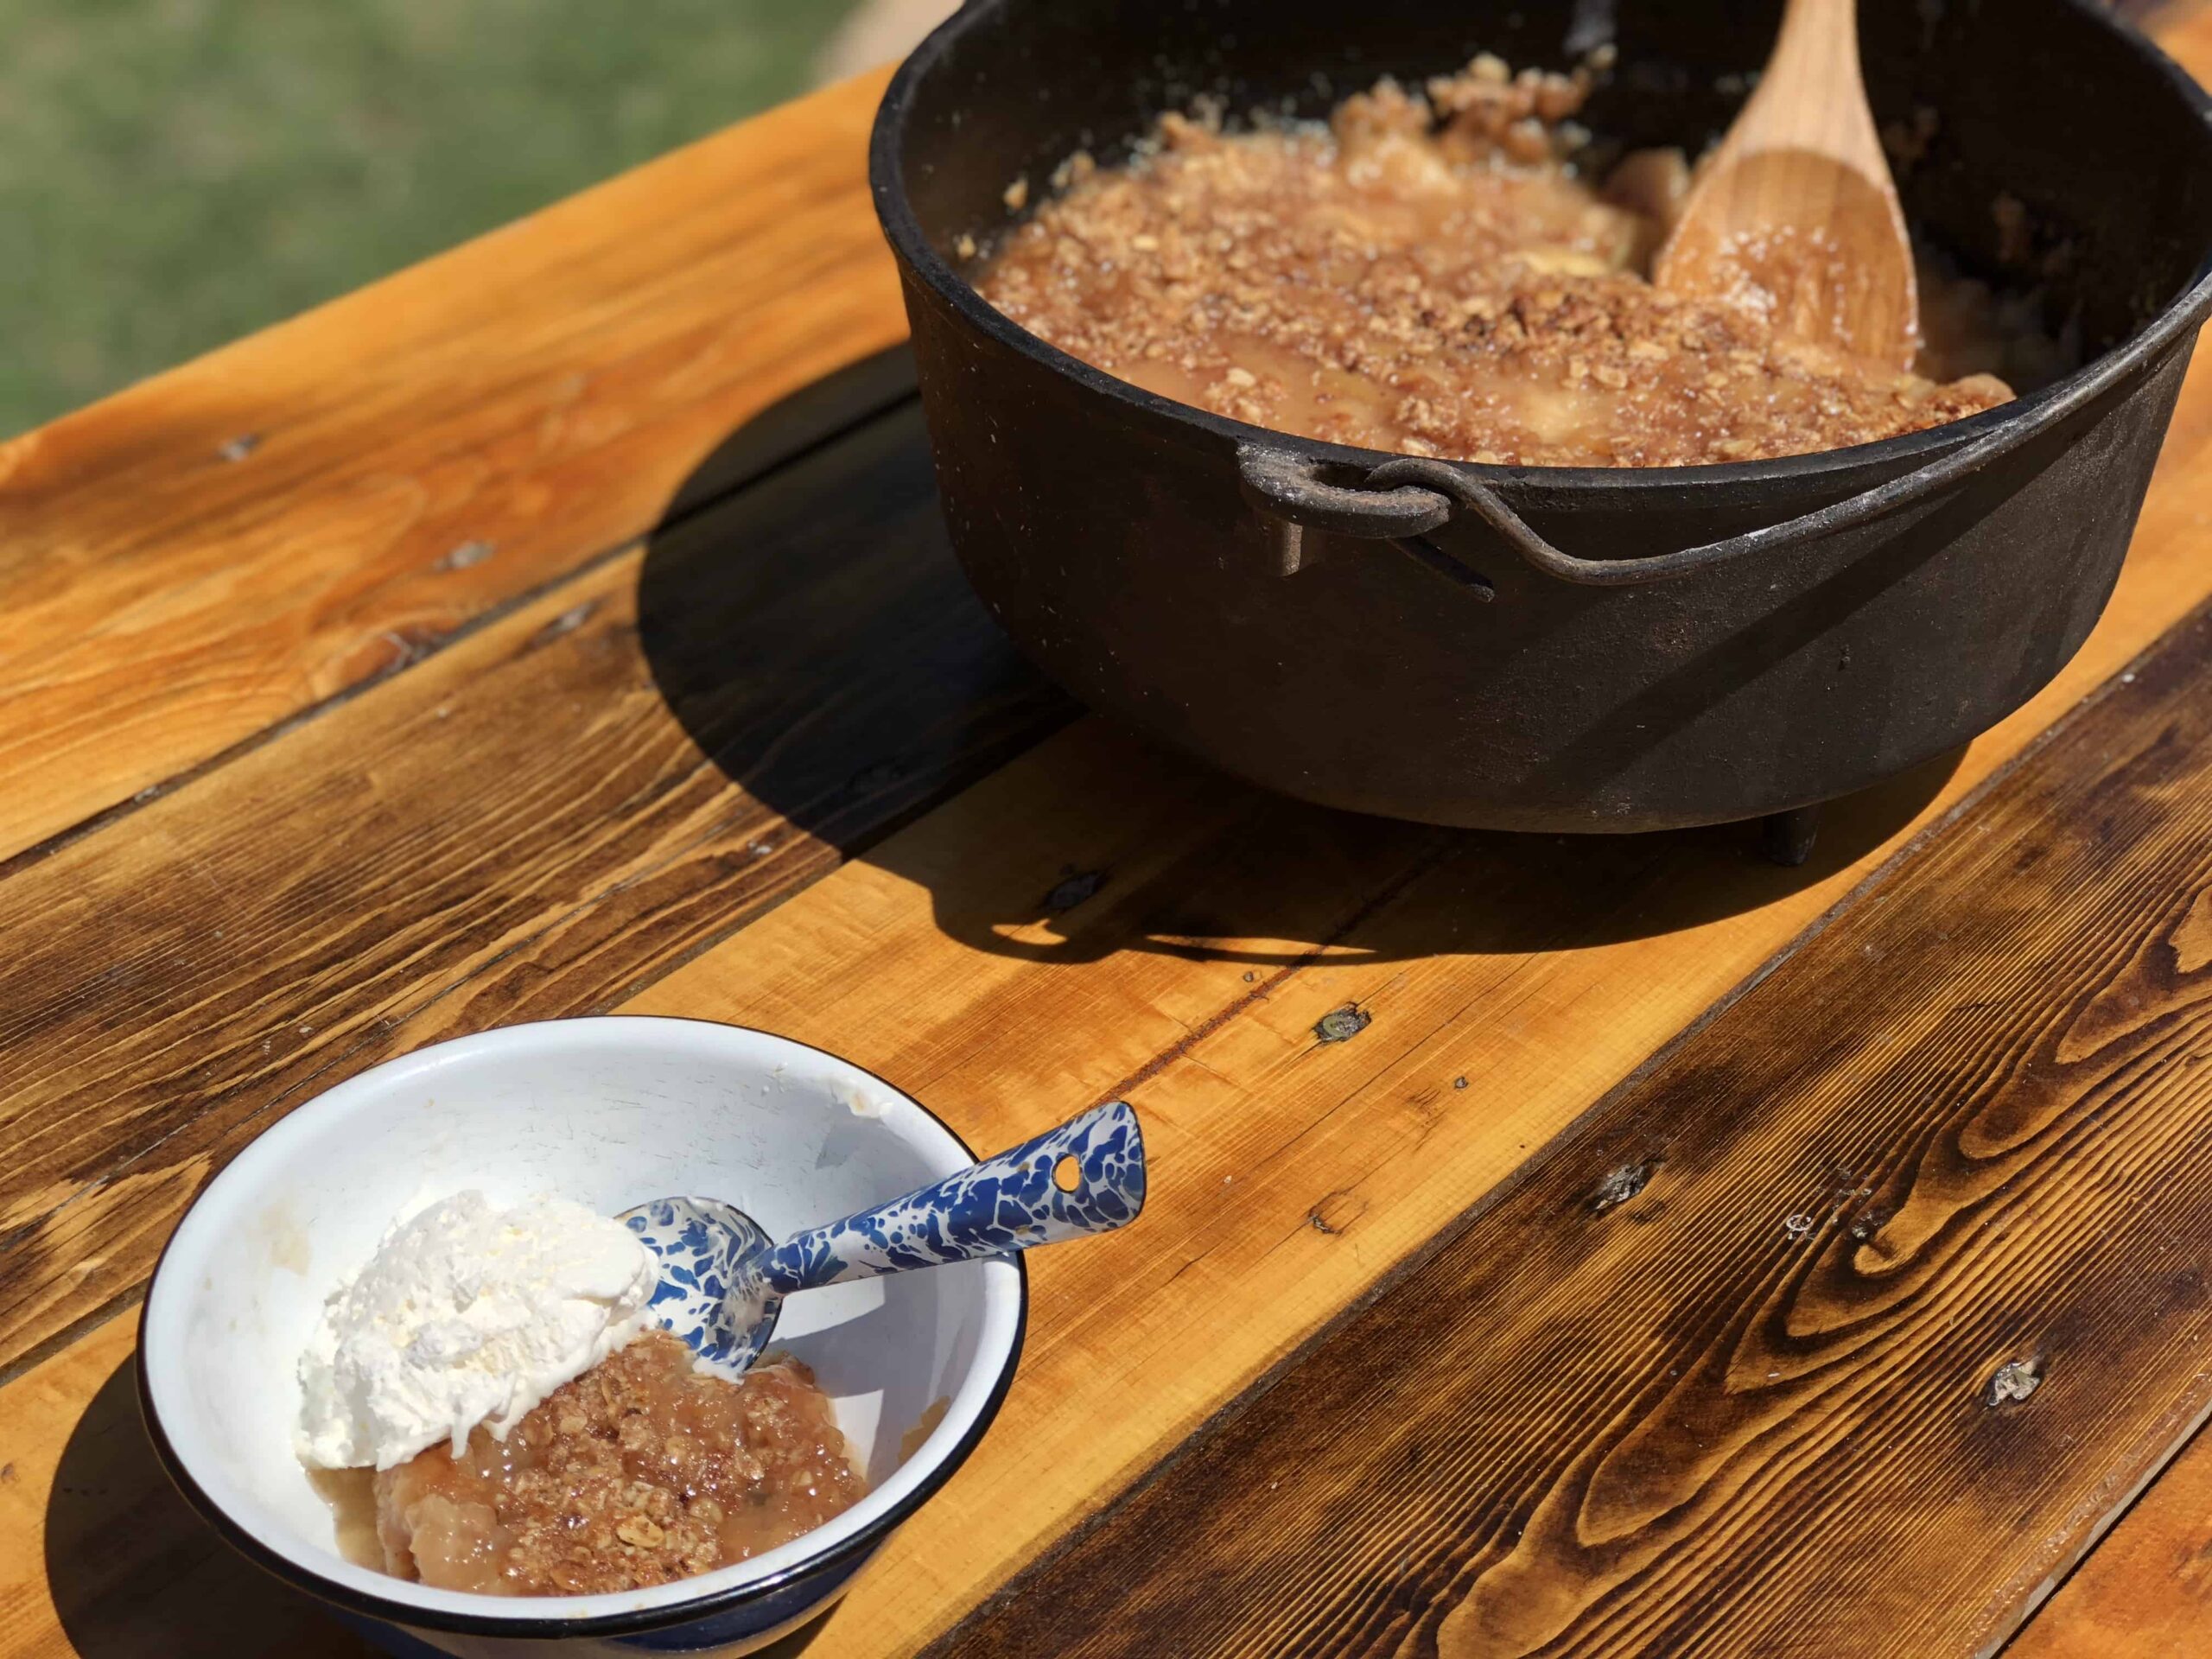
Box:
(0, 401, 1065, 1382)
(0, 71, 907, 864)
(621, 607, 2212, 1653)
(931, 601, 2212, 1659)
(1883, 18, 2212, 1651)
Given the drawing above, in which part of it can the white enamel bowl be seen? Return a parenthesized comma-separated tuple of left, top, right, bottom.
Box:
(138, 1017, 1026, 1658)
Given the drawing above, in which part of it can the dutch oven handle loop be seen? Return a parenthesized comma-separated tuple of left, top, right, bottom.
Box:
(1237, 340, 2133, 591)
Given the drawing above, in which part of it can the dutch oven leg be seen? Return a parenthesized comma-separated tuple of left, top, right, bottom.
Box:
(1760, 805, 1822, 868)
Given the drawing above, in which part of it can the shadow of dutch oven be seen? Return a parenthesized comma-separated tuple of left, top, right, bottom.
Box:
(635, 351, 1964, 971)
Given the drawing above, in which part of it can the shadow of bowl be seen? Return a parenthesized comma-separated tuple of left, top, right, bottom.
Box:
(45, 1353, 374, 1658)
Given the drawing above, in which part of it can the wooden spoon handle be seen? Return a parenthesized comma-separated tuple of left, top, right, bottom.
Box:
(1729, 0, 1885, 174)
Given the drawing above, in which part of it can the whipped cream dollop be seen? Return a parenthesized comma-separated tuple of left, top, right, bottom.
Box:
(296, 1191, 658, 1471)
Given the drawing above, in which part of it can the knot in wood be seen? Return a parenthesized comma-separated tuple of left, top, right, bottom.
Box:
(438, 538, 496, 570)
(1588, 1160, 1656, 1214)
(1043, 869, 1104, 912)
(1313, 1005, 1371, 1044)
(1984, 1357, 2044, 1409)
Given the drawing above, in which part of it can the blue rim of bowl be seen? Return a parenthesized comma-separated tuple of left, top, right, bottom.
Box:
(133, 1015, 1034, 1640)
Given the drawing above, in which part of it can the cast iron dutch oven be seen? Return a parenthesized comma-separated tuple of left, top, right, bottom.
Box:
(870, 0, 2212, 838)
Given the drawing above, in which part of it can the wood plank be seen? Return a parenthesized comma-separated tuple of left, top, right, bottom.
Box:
(929, 601, 2212, 1659)
(0, 71, 907, 864)
(2012, 1467, 2212, 1659)
(607, 677, 2173, 1657)
(0, 401, 1066, 1382)
(2006, 1427, 2212, 1656)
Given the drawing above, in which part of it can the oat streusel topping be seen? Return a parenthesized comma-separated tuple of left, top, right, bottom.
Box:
(974, 55, 2020, 467)
(374, 1330, 863, 1597)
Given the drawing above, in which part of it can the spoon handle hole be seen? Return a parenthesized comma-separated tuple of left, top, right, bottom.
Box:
(1052, 1154, 1084, 1194)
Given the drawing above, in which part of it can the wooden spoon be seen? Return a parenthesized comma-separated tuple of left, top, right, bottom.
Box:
(1654, 0, 1920, 369)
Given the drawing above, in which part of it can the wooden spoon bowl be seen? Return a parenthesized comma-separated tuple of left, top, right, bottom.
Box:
(1655, 0, 1921, 369)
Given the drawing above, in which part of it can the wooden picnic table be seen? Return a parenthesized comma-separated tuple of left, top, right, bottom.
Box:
(7, 10, 2212, 1654)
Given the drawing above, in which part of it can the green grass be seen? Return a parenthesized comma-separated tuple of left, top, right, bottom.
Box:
(0, 0, 860, 436)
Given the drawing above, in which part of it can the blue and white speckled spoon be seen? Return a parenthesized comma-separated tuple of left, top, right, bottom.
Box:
(617, 1100, 1145, 1372)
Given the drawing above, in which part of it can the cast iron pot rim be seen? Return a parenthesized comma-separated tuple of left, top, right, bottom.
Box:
(871, 0, 2212, 498)
(133, 1016, 1032, 1643)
